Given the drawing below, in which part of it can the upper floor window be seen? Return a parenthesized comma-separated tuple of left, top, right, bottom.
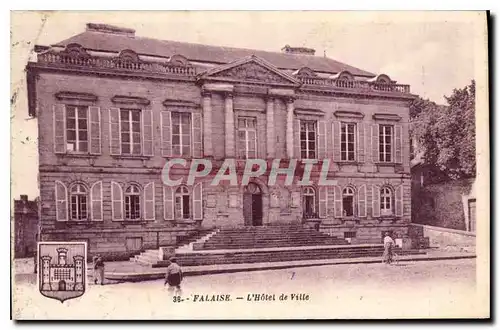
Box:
(380, 187, 393, 216)
(66, 105, 88, 153)
(342, 187, 355, 217)
(300, 121, 316, 159)
(379, 124, 393, 162)
(125, 185, 141, 220)
(341, 122, 356, 161)
(120, 109, 142, 155)
(237, 117, 257, 159)
(172, 112, 192, 157)
(69, 183, 88, 221)
(175, 186, 190, 219)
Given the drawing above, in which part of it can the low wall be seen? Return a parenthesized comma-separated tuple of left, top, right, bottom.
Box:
(409, 223, 475, 253)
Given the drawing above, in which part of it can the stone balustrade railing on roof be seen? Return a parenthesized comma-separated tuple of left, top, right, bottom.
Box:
(299, 76, 411, 94)
(37, 51, 197, 76)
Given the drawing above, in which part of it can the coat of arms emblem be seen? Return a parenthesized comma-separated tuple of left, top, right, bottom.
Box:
(38, 242, 87, 303)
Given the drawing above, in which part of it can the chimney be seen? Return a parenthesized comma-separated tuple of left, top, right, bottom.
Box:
(20, 195, 28, 202)
(86, 23, 136, 37)
(281, 45, 316, 56)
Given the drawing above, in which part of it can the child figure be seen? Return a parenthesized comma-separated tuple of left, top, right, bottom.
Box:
(93, 254, 105, 285)
(164, 257, 183, 295)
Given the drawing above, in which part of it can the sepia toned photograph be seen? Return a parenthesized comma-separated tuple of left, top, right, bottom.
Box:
(10, 10, 489, 320)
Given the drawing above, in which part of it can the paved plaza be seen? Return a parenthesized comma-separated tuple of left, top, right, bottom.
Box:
(13, 258, 482, 319)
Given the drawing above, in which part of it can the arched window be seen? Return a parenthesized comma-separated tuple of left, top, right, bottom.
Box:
(303, 187, 316, 219)
(175, 186, 191, 219)
(380, 187, 393, 216)
(342, 187, 355, 217)
(125, 185, 141, 220)
(70, 184, 88, 221)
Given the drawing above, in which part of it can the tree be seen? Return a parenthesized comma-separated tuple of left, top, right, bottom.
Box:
(410, 80, 476, 181)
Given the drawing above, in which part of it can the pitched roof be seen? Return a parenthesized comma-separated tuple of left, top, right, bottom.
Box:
(53, 30, 376, 77)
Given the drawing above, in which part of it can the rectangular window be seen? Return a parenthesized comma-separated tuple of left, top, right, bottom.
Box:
(120, 109, 142, 155)
(172, 112, 192, 157)
(379, 124, 393, 162)
(341, 122, 356, 161)
(344, 231, 356, 239)
(125, 195, 141, 220)
(237, 117, 257, 159)
(300, 121, 317, 159)
(66, 105, 89, 152)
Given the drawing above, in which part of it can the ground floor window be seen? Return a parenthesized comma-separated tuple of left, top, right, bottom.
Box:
(125, 185, 141, 220)
(175, 186, 190, 219)
(303, 187, 316, 218)
(342, 187, 355, 217)
(380, 187, 393, 216)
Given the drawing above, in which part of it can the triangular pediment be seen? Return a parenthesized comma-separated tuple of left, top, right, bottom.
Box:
(200, 55, 300, 86)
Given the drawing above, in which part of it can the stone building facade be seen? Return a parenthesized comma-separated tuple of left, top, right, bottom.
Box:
(27, 23, 415, 258)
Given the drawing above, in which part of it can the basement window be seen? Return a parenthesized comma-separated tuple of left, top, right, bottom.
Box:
(344, 232, 356, 239)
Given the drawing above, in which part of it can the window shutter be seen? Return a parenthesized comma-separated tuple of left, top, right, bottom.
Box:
(109, 108, 121, 155)
(327, 187, 335, 217)
(142, 110, 154, 156)
(372, 185, 381, 218)
(111, 181, 123, 221)
(55, 180, 68, 221)
(143, 182, 155, 220)
(53, 104, 66, 154)
(193, 182, 203, 220)
(372, 124, 379, 163)
(318, 186, 328, 218)
(294, 119, 300, 159)
(334, 185, 342, 218)
(332, 121, 341, 161)
(317, 120, 326, 159)
(89, 106, 101, 155)
(395, 124, 403, 163)
(161, 111, 172, 157)
(358, 184, 367, 217)
(192, 112, 203, 158)
(395, 185, 404, 217)
(163, 185, 174, 220)
(90, 181, 103, 221)
(357, 123, 365, 163)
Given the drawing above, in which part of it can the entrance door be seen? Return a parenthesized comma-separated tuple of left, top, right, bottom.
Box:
(243, 183, 263, 226)
(58, 280, 66, 291)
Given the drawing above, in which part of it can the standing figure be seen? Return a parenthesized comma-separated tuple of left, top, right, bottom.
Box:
(94, 254, 105, 285)
(164, 257, 183, 295)
(382, 233, 395, 264)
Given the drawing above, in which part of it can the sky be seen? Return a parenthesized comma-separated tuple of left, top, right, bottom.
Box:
(10, 11, 486, 198)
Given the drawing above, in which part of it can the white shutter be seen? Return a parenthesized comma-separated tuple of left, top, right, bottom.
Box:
(161, 111, 172, 157)
(142, 110, 154, 156)
(90, 181, 103, 221)
(109, 108, 121, 155)
(372, 124, 379, 163)
(193, 182, 203, 220)
(163, 185, 174, 220)
(53, 104, 66, 154)
(395, 185, 404, 217)
(358, 184, 367, 218)
(332, 121, 341, 161)
(294, 119, 301, 159)
(111, 181, 123, 221)
(334, 185, 342, 218)
(192, 112, 203, 158)
(395, 124, 403, 163)
(357, 123, 365, 163)
(89, 106, 101, 155)
(372, 185, 381, 218)
(318, 186, 328, 218)
(143, 182, 155, 220)
(317, 120, 326, 159)
(55, 180, 68, 221)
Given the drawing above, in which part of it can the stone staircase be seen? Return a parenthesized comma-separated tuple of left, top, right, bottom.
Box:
(140, 225, 425, 267)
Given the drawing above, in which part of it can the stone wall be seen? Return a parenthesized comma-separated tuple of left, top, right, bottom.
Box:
(409, 224, 475, 253)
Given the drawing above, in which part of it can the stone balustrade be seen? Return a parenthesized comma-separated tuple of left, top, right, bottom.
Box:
(299, 76, 411, 93)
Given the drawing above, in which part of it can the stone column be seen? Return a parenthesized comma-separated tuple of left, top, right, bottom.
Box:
(266, 96, 275, 159)
(286, 97, 295, 159)
(202, 91, 213, 157)
(224, 92, 235, 158)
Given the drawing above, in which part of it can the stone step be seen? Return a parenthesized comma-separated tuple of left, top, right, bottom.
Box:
(152, 248, 423, 267)
(199, 241, 348, 250)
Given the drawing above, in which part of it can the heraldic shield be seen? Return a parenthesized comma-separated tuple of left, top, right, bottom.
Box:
(38, 242, 87, 303)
